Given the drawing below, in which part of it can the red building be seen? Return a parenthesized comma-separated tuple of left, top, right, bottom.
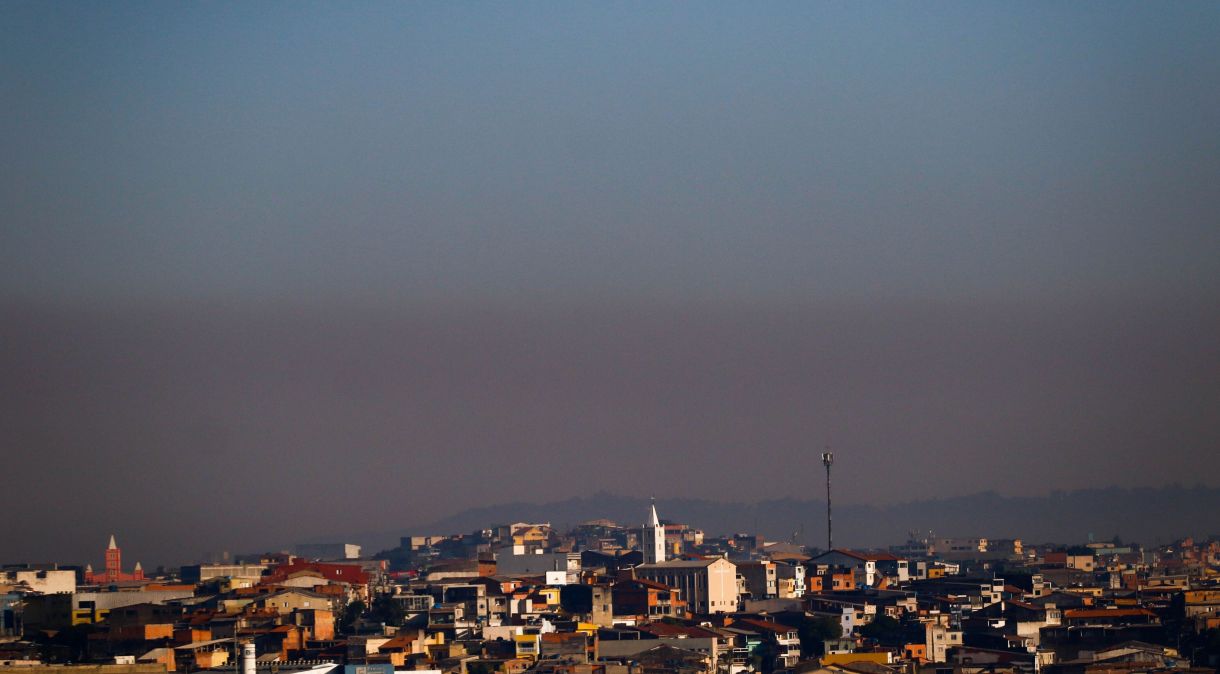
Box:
(263, 560, 370, 586)
(85, 534, 145, 584)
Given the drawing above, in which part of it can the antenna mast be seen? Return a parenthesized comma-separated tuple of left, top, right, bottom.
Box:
(822, 448, 834, 550)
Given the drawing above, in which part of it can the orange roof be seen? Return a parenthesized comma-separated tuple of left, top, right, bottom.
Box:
(617, 578, 674, 591)
(1064, 608, 1156, 619)
(312, 585, 345, 596)
(638, 623, 717, 639)
(819, 549, 870, 561)
(378, 634, 418, 651)
(541, 632, 585, 643)
(860, 552, 901, 561)
(736, 618, 796, 634)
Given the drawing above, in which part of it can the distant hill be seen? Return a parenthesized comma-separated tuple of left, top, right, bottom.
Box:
(382, 485, 1220, 550)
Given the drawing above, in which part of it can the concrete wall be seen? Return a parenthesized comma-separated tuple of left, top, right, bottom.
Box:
(496, 552, 579, 578)
(1, 666, 166, 674)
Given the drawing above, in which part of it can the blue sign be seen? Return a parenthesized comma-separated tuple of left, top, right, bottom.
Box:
(345, 665, 394, 674)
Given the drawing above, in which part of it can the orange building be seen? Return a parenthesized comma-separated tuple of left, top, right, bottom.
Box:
(612, 578, 686, 618)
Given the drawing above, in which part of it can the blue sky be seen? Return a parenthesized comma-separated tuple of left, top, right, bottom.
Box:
(4, 2, 1217, 304)
(1, 2, 1218, 564)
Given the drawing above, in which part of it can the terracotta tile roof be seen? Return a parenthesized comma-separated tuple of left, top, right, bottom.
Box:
(735, 618, 797, 634)
(816, 549, 870, 561)
(1064, 608, 1157, 619)
(378, 634, 418, 651)
(638, 623, 717, 638)
(615, 578, 674, 591)
(264, 561, 369, 585)
(860, 553, 901, 561)
(541, 632, 585, 643)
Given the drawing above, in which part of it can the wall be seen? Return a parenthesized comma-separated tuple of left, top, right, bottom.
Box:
(708, 559, 739, 613)
(5, 666, 165, 674)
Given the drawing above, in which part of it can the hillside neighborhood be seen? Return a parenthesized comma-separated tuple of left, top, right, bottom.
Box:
(3, 502, 1219, 674)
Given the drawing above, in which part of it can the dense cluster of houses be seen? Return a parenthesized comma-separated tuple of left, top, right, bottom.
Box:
(2, 509, 1219, 674)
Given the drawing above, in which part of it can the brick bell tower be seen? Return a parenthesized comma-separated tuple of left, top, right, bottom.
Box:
(104, 534, 122, 582)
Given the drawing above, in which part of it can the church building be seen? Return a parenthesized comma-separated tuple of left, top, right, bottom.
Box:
(84, 535, 145, 584)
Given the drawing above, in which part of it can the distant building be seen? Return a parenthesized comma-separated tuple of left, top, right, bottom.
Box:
(737, 560, 777, 600)
(496, 551, 579, 581)
(295, 543, 361, 560)
(501, 522, 552, 554)
(809, 549, 878, 587)
(928, 537, 1022, 561)
(774, 560, 806, 598)
(84, 535, 145, 584)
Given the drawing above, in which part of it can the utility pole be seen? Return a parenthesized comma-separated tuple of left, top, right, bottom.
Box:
(822, 448, 834, 550)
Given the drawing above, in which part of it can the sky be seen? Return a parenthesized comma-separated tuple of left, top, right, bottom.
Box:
(1, 2, 1218, 566)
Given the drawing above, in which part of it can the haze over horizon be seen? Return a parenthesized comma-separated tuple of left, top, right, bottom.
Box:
(2, 2, 1218, 566)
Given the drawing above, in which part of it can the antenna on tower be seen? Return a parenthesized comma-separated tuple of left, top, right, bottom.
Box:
(822, 447, 834, 550)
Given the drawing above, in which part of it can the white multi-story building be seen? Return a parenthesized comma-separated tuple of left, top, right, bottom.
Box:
(925, 614, 963, 662)
(776, 560, 806, 598)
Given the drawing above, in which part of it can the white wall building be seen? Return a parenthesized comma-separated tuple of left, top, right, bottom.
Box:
(635, 557, 739, 614)
(0, 569, 75, 595)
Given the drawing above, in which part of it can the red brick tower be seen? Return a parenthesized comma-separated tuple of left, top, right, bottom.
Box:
(104, 534, 121, 582)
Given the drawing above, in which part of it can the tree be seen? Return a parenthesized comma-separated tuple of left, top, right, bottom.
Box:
(798, 615, 842, 658)
(36, 623, 97, 663)
(859, 615, 903, 646)
(370, 593, 407, 627)
(337, 599, 366, 634)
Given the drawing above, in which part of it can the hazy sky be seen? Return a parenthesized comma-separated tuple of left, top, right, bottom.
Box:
(2, 2, 1218, 565)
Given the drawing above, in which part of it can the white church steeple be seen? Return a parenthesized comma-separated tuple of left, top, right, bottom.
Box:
(643, 496, 666, 564)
